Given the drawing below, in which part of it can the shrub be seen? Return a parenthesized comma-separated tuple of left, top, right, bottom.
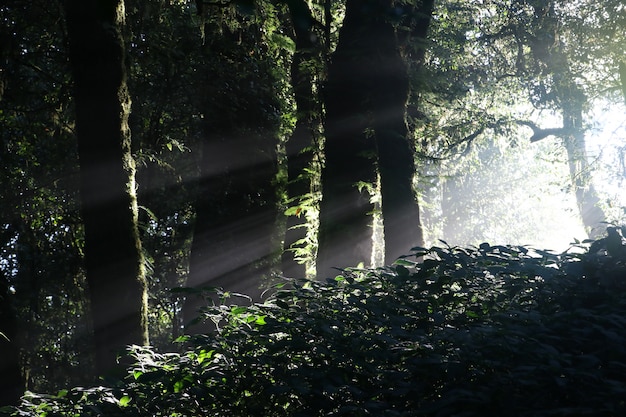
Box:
(9, 233, 626, 416)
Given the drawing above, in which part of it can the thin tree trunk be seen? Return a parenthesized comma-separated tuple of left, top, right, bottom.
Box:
(14, 221, 39, 392)
(282, 0, 318, 278)
(65, 0, 149, 377)
(317, 0, 378, 277)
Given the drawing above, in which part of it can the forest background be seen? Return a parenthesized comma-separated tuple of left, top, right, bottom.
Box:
(1, 0, 626, 408)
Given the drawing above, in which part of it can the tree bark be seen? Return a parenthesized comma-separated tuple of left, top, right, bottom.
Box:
(317, 0, 430, 273)
(317, 0, 379, 277)
(373, 0, 432, 264)
(183, 27, 280, 332)
(282, 0, 318, 278)
(65, 0, 149, 377)
(560, 96, 606, 239)
(184, 125, 278, 331)
(0, 267, 23, 406)
(528, 3, 606, 238)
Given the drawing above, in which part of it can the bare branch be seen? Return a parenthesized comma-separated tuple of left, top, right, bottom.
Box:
(515, 120, 568, 142)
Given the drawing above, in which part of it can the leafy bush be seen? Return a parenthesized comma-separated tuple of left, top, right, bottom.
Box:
(8, 233, 626, 416)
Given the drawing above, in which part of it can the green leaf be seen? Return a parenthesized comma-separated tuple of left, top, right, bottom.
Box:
(394, 258, 416, 267)
(197, 349, 215, 364)
(231, 306, 248, 316)
(270, 33, 296, 53)
(119, 395, 132, 407)
(395, 265, 410, 276)
(173, 380, 185, 393)
(465, 310, 479, 319)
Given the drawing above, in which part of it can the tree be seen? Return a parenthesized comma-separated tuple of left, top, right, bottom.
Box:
(65, 0, 149, 376)
(375, 0, 433, 264)
(183, 9, 285, 330)
(281, 0, 323, 278)
(511, 0, 607, 238)
(1, 0, 97, 392)
(316, 0, 379, 276)
(317, 0, 429, 275)
(125, 0, 204, 346)
(0, 268, 22, 407)
(0, 13, 26, 403)
(415, 0, 621, 245)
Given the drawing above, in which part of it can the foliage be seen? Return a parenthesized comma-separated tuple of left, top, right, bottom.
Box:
(422, 132, 583, 248)
(416, 0, 626, 245)
(0, 0, 94, 392)
(11, 232, 626, 416)
(3, 0, 626, 401)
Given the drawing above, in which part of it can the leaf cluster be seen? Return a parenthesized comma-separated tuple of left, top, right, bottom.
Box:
(11, 235, 626, 416)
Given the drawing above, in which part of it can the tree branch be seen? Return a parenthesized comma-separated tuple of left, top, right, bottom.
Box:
(619, 61, 626, 106)
(515, 120, 568, 142)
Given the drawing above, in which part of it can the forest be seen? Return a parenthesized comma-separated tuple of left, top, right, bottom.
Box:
(1, 0, 626, 415)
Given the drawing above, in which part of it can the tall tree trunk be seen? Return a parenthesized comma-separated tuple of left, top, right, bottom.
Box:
(318, 0, 431, 274)
(373, 0, 432, 264)
(560, 97, 606, 238)
(184, 129, 277, 330)
(317, 0, 379, 277)
(0, 267, 22, 406)
(282, 0, 318, 278)
(65, 0, 149, 377)
(529, 3, 606, 239)
(183, 27, 280, 332)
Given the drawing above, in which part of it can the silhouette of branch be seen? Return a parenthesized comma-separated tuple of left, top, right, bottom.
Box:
(516, 120, 568, 142)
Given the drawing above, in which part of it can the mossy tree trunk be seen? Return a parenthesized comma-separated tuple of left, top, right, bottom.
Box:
(317, 0, 379, 277)
(282, 0, 319, 278)
(65, 0, 149, 377)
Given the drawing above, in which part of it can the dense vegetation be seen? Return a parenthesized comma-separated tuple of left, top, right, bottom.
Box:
(6, 227, 626, 416)
(2, 0, 626, 413)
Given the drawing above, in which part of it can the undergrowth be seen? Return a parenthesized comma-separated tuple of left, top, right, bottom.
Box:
(7, 227, 626, 416)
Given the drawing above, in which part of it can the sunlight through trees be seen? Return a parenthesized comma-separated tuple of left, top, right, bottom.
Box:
(1, 0, 626, 408)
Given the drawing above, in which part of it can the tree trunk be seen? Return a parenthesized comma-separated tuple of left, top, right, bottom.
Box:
(317, 0, 431, 274)
(282, 0, 318, 278)
(561, 101, 606, 239)
(184, 127, 278, 332)
(373, 0, 432, 264)
(0, 267, 23, 406)
(529, 3, 606, 239)
(183, 27, 280, 332)
(65, 0, 149, 377)
(316, 0, 379, 277)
